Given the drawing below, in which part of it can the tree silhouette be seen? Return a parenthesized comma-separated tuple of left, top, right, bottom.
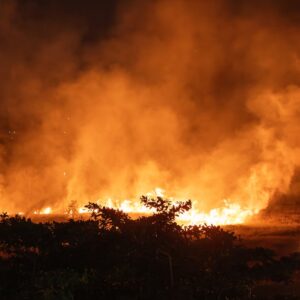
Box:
(0, 196, 299, 299)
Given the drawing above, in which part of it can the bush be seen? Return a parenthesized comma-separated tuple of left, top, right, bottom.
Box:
(0, 197, 299, 299)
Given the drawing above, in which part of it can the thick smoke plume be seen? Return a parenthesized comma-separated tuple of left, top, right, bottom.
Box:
(1, 0, 300, 215)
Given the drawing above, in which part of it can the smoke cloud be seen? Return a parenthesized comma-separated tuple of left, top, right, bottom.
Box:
(1, 0, 300, 215)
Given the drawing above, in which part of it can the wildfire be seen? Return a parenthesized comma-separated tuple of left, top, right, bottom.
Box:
(26, 188, 255, 225)
(178, 200, 255, 225)
(33, 207, 52, 215)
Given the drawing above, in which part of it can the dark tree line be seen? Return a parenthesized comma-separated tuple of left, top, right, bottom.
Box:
(0, 196, 299, 299)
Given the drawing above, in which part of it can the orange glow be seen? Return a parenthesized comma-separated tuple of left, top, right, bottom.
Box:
(28, 188, 255, 225)
(33, 207, 52, 215)
(0, 1, 299, 224)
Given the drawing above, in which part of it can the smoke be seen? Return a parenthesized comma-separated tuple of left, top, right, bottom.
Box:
(0, 0, 300, 214)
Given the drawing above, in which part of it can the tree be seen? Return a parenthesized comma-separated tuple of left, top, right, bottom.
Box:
(0, 197, 299, 299)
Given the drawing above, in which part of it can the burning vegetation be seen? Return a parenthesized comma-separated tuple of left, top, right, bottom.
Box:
(1, 0, 300, 224)
(1, 0, 300, 298)
(25, 188, 255, 226)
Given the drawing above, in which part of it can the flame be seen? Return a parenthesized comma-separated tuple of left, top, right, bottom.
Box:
(33, 207, 52, 215)
(28, 188, 255, 225)
(1, 0, 300, 230)
(78, 207, 89, 214)
(178, 200, 255, 225)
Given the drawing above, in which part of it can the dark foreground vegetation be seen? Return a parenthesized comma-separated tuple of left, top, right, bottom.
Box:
(0, 197, 300, 300)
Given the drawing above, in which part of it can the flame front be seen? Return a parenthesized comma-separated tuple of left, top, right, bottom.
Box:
(33, 207, 52, 215)
(1, 1, 300, 223)
(27, 188, 255, 225)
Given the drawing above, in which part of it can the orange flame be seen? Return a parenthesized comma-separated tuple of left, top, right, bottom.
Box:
(28, 188, 255, 225)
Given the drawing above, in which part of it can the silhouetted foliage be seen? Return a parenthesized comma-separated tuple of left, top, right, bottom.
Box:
(0, 196, 299, 299)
